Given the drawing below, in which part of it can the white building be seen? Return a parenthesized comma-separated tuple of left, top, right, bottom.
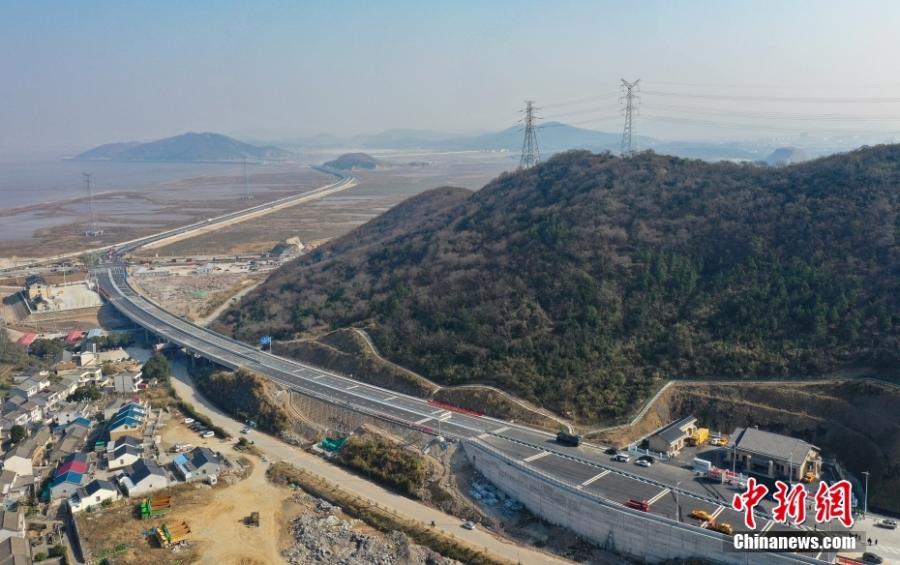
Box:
(68, 479, 120, 513)
(119, 459, 168, 497)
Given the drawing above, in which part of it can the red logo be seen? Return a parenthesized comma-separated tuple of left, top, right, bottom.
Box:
(730, 479, 855, 529)
(772, 482, 807, 525)
(731, 477, 769, 529)
(814, 480, 854, 528)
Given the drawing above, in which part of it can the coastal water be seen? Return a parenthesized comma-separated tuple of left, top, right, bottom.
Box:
(0, 158, 243, 210)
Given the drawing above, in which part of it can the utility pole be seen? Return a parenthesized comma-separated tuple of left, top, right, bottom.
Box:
(519, 100, 541, 169)
(241, 158, 252, 200)
(862, 470, 869, 518)
(620, 79, 641, 156)
(83, 173, 103, 237)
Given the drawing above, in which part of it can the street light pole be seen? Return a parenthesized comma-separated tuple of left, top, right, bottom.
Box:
(862, 471, 869, 518)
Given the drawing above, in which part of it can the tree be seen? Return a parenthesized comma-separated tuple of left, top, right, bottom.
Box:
(142, 353, 170, 382)
(9, 425, 26, 444)
(29, 338, 64, 361)
(67, 385, 101, 403)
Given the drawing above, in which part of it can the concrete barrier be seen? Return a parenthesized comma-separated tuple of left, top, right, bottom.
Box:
(463, 439, 828, 565)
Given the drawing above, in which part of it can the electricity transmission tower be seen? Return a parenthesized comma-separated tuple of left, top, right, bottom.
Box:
(620, 79, 641, 156)
(83, 173, 103, 236)
(519, 100, 541, 168)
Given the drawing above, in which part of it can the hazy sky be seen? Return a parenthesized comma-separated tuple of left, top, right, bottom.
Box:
(3, 0, 900, 153)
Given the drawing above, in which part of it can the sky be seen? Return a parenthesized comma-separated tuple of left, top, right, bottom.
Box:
(3, 0, 900, 154)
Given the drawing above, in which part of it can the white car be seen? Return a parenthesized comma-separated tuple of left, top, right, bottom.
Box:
(184, 418, 195, 425)
(635, 459, 652, 468)
(613, 453, 631, 463)
(201, 430, 215, 438)
(462, 521, 476, 530)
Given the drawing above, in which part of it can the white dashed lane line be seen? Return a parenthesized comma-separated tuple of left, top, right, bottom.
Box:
(579, 470, 610, 488)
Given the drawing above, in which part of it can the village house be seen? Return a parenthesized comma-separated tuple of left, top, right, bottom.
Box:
(68, 479, 119, 513)
(173, 447, 221, 482)
(0, 510, 24, 544)
(119, 459, 168, 497)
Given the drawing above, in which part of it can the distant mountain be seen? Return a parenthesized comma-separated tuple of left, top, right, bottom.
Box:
(323, 153, 380, 171)
(764, 147, 812, 166)
(281, 124, 780, 162)
(74, 132, 291, 162)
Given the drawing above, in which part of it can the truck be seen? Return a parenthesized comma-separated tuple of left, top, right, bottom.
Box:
(625, 499, 650, 512)
(556, 431, 582, 447)
(692, 457, 713, 474)
(687, 427, 709, 446)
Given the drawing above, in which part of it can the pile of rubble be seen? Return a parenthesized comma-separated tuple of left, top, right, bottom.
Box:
(469, 475, 523, 518)
(283, 496, 458, 565)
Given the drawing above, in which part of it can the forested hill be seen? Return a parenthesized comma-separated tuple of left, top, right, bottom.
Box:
(218, 147, 900, 423)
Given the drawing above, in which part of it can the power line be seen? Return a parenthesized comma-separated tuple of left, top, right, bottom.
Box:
(519, 100, 541, 168)
(642, 89, 900, 104)
(641, 103, 900, 122)
(640, 114, 900, 134)
(541, 91, 621, 110)
(620, 79, 640, 156)
(543, 102, 622, 121)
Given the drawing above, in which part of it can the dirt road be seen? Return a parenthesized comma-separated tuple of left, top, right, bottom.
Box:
(169, 369, 572, 565)
(188, 456, 295, 565)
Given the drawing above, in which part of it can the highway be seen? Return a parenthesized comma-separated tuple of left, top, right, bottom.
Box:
(95, 263, 845, 564)
(0, 169, 355, 276)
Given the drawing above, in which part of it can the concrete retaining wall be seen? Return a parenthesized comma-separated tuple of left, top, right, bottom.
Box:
(463, 439, 826, 565)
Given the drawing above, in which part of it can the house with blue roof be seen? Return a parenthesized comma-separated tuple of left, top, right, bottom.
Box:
(50, 471, 84, 500)
(107, 402, 148, 441)
(67, 417, 92, 431)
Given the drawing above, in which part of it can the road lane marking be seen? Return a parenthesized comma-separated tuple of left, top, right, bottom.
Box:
(711, 505, 726, 520)
(579, 470, 610, 488)
(523, 452, 550, 463)
(761, 520, 775, 533)
(414, 417, 432, 425)
(346, 385, 359, 390)
(492, 426, 510, 434)
(313, 375, 324, 380)
(384, 396, 397, 401)
(648, 488, 671, 505)
(477, 433, 490, 439)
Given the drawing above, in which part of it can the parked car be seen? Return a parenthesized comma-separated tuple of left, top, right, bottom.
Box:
(184, 418, 195, 424)
(462, 521, 476, 530)
(636, 459, 652, 468)
(241, 427, 250, 434)
(862, 552, 884, 564)
(201, 430, 215, 439)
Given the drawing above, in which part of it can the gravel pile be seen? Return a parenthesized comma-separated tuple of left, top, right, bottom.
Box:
(283, 496, 458, 565)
